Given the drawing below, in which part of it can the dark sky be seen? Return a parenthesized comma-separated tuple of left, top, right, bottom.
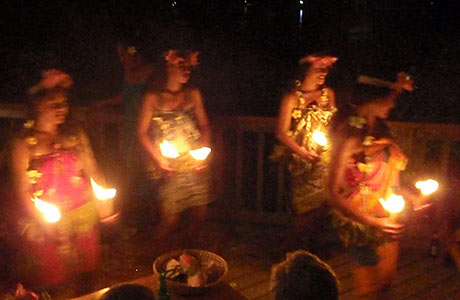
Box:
(1, 0, 459, 121)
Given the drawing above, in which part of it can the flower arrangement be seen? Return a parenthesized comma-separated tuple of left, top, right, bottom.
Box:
(298, 55, 338, 68)
(163, 50, 199, 68)
(163, 252, 220, 287)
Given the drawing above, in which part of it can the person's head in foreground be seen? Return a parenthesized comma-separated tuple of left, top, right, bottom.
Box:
(99, 284, 155, 300)
(270, 250, 339, 300)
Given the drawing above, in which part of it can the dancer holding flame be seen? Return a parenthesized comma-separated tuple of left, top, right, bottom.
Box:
(327, 72, 431, 297)
(138, 48, 212, 247)
(10, 70, 113, 291)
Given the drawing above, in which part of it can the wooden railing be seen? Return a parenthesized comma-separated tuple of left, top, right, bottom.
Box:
(2, 103, 460, 225)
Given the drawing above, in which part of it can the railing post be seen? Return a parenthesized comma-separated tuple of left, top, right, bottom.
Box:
(256, 132, 265, 212)
(276, 159, 286, 213)
(235, 128, 244, 209)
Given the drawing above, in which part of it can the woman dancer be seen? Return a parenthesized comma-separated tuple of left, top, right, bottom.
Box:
(138, 49, 212, 248)
(10, 70, 106, 291)
(272, 54, 338, 249)
(328, 72, 418, 297)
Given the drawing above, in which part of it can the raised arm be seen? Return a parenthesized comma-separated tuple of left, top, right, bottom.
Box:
(374, 72, 414, 104)
(275, 93, 318, 162)
(137, 92, 172, 171)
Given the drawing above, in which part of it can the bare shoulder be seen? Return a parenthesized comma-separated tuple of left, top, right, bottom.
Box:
(281, 90, 297, 107)
(143, 91, 161, 108)
(144, 90, 161, 102)
(186, 87, 202, 100)
(12, 129, 35, 148)
(184, 87, 204, 108)
(341, 136, 362, 155)
(10, 130, 33, 160)
(325, 86, 335, 96)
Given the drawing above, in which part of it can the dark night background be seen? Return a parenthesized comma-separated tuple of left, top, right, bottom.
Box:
(1, 0, 459, 122)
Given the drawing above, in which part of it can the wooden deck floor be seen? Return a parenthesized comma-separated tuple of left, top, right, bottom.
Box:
(219, 216, 460, 300)
(7, 213, 459, 300)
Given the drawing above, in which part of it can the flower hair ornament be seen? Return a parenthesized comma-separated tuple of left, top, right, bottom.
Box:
(27, 69, 73, 95)
(299, 55, 338, 68)
(163, 49, 199, 68)
(126, 46, 137, 55)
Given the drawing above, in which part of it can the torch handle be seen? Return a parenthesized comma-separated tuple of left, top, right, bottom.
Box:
(357, 75, 400, 90)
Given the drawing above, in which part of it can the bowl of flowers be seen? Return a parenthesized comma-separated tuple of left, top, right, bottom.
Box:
(153, 249, 228, 296)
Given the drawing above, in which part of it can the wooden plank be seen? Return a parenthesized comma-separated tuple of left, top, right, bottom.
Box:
(256, 132, 265, 212)
(390, 261, 455, 300)
(235, 129, 244, 208)
(276, 159, 285, 213)
(414, 273, 460, 300)
(338, 245, 427, 297)
(446, 287, 460, 300)
(239, 280, 270, 300)
(224, 263, 259, 283)
(229, 270, 270, 292)
(253, 292, 271, 300)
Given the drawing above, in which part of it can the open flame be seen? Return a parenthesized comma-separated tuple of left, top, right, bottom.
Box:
(415, 179, 439, 196)
(160, 140, 179, 159)
(189, 147, 211, 160)
(32, 197, 61, 223)
(312, 130, 328, 147)
(379, 194, 405, 214)
(91, 178, 117, 201)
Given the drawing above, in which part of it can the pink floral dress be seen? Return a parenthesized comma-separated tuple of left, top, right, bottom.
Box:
(20, 145, 100, 286)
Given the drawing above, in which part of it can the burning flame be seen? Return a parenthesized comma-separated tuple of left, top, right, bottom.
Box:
(91, 178, 117, 201)
(312, 130, 328, 147)
(189, 147, 211, 160)
(415, 179, 439, 196)
(160, 140, 179, 159)
(32, 197, 61, 223)
(379, 194, 405, 214)
(98, 288, 110, 297)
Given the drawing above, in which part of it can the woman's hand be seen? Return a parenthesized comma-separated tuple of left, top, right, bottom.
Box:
(370, 217, 405, 240)
(157, 157, 174, 172)
(300, 148, 319, 162)
(193, 162, 208, 172)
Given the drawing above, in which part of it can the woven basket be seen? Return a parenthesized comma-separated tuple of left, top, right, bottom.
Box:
(153, 249, 228, 296)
